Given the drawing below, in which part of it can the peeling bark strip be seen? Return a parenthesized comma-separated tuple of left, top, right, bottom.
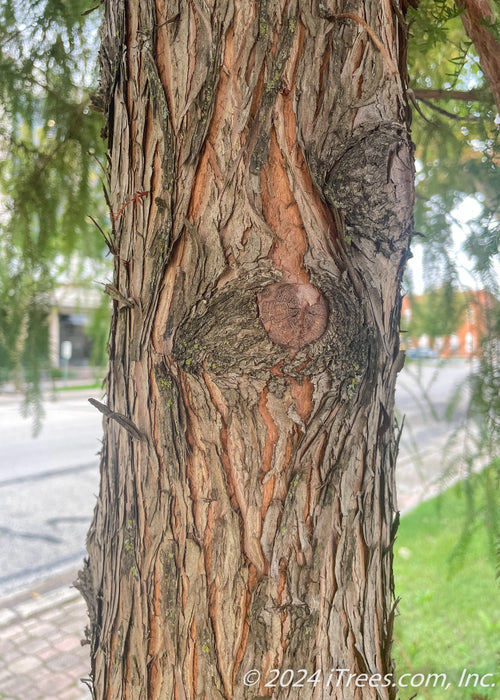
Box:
(78, 1, 414, 698)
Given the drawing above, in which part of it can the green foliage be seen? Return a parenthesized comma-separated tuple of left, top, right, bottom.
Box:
(407, 0, 499, 283)
(0, 0, 106, 257)
(405, 7, 500, 571)
(0, 0, 108, 400)
(397, 6, 500, 681)
(467, 349, 500, 457)
(437, 301, 500, 584)
(394, 467, 500, 700)
(0, 251, 51, 428)
(462, 196, 500, 291)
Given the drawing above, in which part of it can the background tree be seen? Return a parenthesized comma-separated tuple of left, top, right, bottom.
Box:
(0, 0, 108, 420)
(406, 0, 499, 291)
(460, 0, 500, 112)
(404, 0, 500, 577)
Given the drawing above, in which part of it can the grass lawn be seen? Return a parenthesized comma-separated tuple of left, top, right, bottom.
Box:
(393, 469, 500, 699)
(54, 381, 103, 391)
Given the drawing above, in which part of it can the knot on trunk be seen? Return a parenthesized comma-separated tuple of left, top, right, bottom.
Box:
(257, 282, 328, 349)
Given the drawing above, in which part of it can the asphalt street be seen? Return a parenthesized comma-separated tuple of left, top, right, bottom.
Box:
(395, 359, 473, 510)
(0, 391, 103, 596)
(0, 392, 103, 483)
(0, 360, 473, 596)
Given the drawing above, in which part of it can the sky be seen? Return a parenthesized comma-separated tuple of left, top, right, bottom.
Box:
(408, 197, 500, 295)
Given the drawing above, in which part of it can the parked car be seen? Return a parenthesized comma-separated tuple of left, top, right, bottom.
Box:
(406, 347, 438, 359)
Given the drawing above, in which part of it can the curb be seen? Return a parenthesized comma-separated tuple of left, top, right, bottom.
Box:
(0, 569, 82, 628)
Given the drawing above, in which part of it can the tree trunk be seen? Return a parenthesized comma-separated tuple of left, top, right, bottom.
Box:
(78, 1, 414, 698)
(459, 0, 500, 114)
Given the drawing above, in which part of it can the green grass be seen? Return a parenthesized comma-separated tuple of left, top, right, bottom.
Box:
(394, 470, 500, 700)
(54, 381, 103, 392)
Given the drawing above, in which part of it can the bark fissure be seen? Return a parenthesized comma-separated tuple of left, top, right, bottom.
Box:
(79, 0, 414, 697)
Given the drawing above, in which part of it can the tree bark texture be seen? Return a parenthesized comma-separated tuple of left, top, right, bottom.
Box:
(78, 1, 414, 698)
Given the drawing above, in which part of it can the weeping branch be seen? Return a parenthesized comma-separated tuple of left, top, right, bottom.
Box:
(416, 95, 481, 122)
(412, 88, 487, 102)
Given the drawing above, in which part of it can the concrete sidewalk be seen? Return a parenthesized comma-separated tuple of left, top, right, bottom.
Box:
(0, 571, 90, 700)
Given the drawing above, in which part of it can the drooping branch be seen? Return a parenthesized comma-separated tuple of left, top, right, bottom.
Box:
(415, 95, 481, 121)
(412, 88, 487, 102)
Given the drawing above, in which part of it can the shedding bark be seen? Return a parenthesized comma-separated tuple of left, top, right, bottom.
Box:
(77, 1, 414, 698)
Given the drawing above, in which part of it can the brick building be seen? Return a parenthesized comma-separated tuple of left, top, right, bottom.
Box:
(401, 289, 498, 358)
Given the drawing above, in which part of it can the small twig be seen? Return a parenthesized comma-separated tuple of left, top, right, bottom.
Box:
(102, 283, 135, 308)
(112, 191, 149, 222)
(102, 182, 114, 223)
(88, 398, 146, 442)
(89, 215, 116, 255)
(80, 676, 96, 700)
(326, 13, 399, 76)
(406, 89, 435, 125)
(81, 2, 103, 17)
(87, 150, 108, 178)
(156, 12, 181, 29)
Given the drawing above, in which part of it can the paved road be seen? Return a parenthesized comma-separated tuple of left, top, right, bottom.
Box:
(0, 392, 103, 483)
(395, 359, 473, 511)
(0, 392, 103, 596)
(0, 360, 472, 596)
